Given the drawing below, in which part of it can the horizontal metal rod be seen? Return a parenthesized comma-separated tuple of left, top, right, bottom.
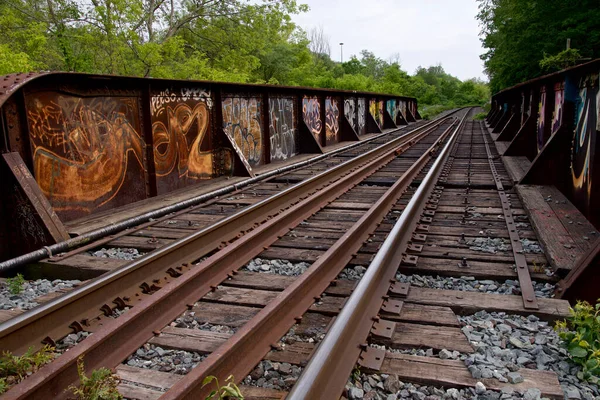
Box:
(0, 122, 429, 273)
(286, 109, 470, 400)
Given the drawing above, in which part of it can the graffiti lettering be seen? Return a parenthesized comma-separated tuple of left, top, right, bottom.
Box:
(152, 102, 213, 178)
(358, 98, 366, 135)
(26, 94, 146, 215)
(303, 96, 321, 140)
(537, 92, 546, 152)
(151, 88, 212, 116)
(344, 99, 356, 130)
(551, 89, 563, 135)
(571, 74, 598, 211)
(325, 97, 340, 145)
(269, 98, 297, 161)
(222, 97, 263, 166)
(387, 100, 397, 124)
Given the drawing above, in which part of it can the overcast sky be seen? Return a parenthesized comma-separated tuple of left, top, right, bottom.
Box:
(291, 0, 487, 81)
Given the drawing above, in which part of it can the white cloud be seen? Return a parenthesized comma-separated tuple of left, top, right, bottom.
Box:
(292, 0, 487, 81)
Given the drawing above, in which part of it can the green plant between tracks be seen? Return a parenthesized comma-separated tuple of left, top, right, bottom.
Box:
(68, 357, 122, 400)
(202, 375, 244, 400)
(555, 300, 600, 384)
(6, 273, 25, 295)
(0, 345, 55, 394)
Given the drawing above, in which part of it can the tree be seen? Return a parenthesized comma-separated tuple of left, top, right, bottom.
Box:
(477, 0, 600, 93)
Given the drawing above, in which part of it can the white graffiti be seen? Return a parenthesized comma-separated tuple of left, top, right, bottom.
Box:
(269, 98, 297, 161)
(357, 98, 366, 134)
(344, 99, 356, 130)
(151, 88, 212, 116)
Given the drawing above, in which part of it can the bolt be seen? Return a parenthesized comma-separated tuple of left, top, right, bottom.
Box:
(461, 257, 468, 267)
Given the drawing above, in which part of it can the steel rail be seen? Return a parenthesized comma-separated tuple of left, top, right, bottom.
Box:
(0, 115, 452, 399)
(0, 117, 449, 357)
(286, 109, 472, 400)
(160, 119, 460, 400)
(478, 120, 538, 310)
(0, 119, 425, 272)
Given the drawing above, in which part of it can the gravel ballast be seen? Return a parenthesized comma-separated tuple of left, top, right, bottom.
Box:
(0, 278, 82, 310)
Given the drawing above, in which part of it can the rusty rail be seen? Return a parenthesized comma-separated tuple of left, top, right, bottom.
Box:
(0, 115, 454, 399)
(285, 109, 471, 400)
(479, 120, 538, 310)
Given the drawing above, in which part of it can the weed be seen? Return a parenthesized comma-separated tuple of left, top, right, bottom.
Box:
(6, 274, 25, 295)
(0, 345, 55, 391)
(202, 375, 244, 400)
(351, 365, 361, 383)
(68, 357, 122, 400)
(472, 112, 487, 120)
(555, 300, 600, 383)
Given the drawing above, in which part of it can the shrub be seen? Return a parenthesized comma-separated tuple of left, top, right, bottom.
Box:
(555, 300, 600, 384)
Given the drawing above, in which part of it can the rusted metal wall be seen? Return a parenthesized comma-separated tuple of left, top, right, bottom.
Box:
(488, 59, 600, 227)
(0, 72, 418, 228)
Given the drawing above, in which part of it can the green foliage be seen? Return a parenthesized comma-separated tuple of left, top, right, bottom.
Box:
(555, 300, 600, 384)
(473, 112, 487, 120)
(419, 105, 456, 120)
(539, 48, 583, 72)
(68, 357, 122, 400)
(202, 375, 244, 400)
(0, 345, 55, 391)
(477, 0, 600, 93)
(6, 274, 25, 295)
(0, 0, 489, 108)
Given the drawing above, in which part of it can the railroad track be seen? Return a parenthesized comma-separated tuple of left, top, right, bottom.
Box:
(0, 109, 579, 400)
(0, 110, 461, 398)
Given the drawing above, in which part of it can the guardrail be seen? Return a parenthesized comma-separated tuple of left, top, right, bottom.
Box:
(486, 59, 599, 228)
(0, 72, 418, 262)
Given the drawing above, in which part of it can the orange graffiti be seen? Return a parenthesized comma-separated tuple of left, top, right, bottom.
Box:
(152, 102, 214, 179)
(26, 95, 146, 212)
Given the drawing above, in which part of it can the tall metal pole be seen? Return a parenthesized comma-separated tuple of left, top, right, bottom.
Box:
(340, 42, 344, 63)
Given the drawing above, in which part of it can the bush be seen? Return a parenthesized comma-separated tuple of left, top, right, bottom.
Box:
(555, 300, 600, 384)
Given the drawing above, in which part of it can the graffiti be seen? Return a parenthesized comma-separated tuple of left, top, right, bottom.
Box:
(537, 91, 546, 152)
(357, 98, 366, 135)
(551, 87, 564, 135)
(152, 101, 216, 181)
(409, 101, 416, 118)
(269, 98, 297, 161)
(26, 94, 146, 215)
(302, 96, 322, 140)
(369, 99, 384, 128)
(387, 100, 397, 124)
(222, 97, 263, 166)
(571, 74, 599, 212)
(344, 99, 356, 130)
(151, 88, 212, 116)
(325, 97, 340, 145)
(397, 100, 407, 120)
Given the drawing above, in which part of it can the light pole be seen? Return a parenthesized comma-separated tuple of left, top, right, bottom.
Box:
(339, 42, 344, 63)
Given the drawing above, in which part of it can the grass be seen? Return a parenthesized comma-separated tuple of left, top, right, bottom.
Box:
(472, 112, 487, 120)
